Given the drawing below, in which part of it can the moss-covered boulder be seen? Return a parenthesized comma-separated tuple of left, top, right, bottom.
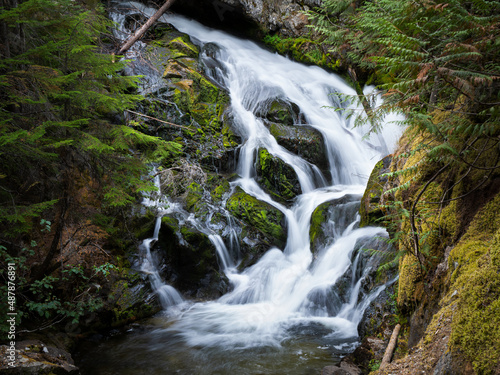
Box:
(226, 186, 286, 249)
(268, 122, 329, 177)
(136, 26, 241, 174)
(309, 195, 360, 253)
(359, 155, 392, 227)
(260, 99, 301, 126)
(256, 147, 301, 204)
(107, 275, 161, 327)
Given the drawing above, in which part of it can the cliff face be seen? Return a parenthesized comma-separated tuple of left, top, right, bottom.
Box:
(361, 126, 500, 374)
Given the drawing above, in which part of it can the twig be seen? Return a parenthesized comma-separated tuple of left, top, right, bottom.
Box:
(126, 109, 192, 130)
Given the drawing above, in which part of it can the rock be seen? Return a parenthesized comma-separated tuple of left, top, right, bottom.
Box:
(260, 98, 301, 126)
(359, 155, 392, 227)
(0, 341, 79, 374)
(256, 147, 301, 204)
(339, 359, 362, 375)
(157, 216, 228, 299)
(309, 195, 360, 253)
(107, 276, 161, 327)
(226, 186, 287, 248)
(321, 365, 350, 375)
(268, 122, 329, 177)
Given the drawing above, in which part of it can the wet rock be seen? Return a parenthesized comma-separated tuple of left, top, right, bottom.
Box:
(260, 98, 301, 126)
(359, 155, 392, 227)
(268, 122, 329, 177)
(321, 365, 350, 375)
(256, 147, 301, 204)
(157, 216, 228, 299)
(343, 336, 386, 374)
(107, 276, 161, 327)
(226, 186, 287, 249)
(309, 195, 360, 253)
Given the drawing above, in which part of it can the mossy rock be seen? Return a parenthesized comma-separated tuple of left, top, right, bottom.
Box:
(185, 182, 205, 212)
(166, 35, 199, 58)
(263, 35, 341, 73)
(397, 253, 423, 313)
(359, 155, 392, 227)
(310, 195, 360, 253)
(261, 99, 300, 126)
(256, 147, 301, 204)
(157, 215, 227, 299)
(268, 122, 329, 177)
(108, 277, 161, 327)
(226, 186, 286, 248)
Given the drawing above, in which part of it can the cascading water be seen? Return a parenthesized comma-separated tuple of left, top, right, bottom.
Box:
(78, 3, 402, 374)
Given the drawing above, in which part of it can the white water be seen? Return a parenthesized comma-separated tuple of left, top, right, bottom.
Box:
(140, 172, 185, 309)
(115, 1, 402, 354)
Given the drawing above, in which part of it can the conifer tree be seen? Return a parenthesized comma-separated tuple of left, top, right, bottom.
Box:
(0, 0, 181, 283)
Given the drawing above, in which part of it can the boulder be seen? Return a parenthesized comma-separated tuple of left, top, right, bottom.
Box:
(0, 341, 78, 374)
(359, 155, 392, 227)
(268, 122, 329, 177)
(226, 186, 287, 248)
(309, 195, 360, 253)
(256, 148, 301, 204)
(157, 215, 228, 299)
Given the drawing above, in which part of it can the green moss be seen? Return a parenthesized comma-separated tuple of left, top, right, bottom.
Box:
(359, 158, 389, 227)
(210, 179, 230, 203)
(439, 200, 459, 242)
(185, 182, 204, 212)
(226, 187, 286, 248)
(309, 204, 326, 250)
(397, 253, 423, 311)
(449, 228, 500, 374)
(167, 35, 199, 58)
(263, 34, 339, 72)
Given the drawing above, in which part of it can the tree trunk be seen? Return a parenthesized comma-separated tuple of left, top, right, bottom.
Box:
(32, 193, 68, 280)
(380, 323, 401, 370)
(118, 0, 176, 55)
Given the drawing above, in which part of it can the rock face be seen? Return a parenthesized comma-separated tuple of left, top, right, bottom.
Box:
(309, 195, 360, 253)
(171, 0, 319, 38)
(268, 122, 330, 177)
(156, 215, 228, 299)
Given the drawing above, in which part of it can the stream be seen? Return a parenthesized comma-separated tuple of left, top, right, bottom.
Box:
(77, 3, 402, 374)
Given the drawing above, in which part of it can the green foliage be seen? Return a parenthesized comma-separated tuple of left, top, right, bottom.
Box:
(0, 0, 182, 240)
(309, 0, 500, 139)
(310, 0, 500, 296)
(0, 221, 117, 334)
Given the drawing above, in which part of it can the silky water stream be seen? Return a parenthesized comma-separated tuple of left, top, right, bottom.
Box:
(77, 4, 402, 374)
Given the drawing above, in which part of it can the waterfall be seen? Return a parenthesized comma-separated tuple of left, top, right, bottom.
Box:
(105, 1, 403, 371)
(156, 13, 400, 349)
(139, 170, 184, 309)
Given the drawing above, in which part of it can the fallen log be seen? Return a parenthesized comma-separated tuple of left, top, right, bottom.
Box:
(380, 323, 401, 370)
(118, 0, 176, 55)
